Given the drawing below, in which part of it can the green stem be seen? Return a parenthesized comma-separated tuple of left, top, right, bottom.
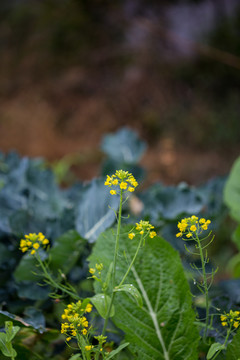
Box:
(196, 233, 209, 340)
(101, 190, 123, 337)
(36, 254, 79, 300)
(117, 234, 143, 287)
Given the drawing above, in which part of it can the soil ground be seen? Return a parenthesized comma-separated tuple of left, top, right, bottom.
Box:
(0, 76, 239, 187)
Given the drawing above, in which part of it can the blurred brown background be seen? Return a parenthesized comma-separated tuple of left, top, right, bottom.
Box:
(0, 0, 240, 185)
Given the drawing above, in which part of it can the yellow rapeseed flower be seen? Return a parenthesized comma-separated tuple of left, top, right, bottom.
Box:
(19, 232, 49, 255)
(128, 233, 135, 240)
(176, 216, 211, 238)
(104, 170, 138, 195)
(85, 345, 93, 351)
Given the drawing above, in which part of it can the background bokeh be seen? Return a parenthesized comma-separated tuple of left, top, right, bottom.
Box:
(0, 0, 240, 184)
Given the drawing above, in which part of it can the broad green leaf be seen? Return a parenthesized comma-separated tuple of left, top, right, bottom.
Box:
(75, 178, 119, 242)
(89, 226, 199, 360)
(90, 294, 115, 319)
(224, 156, 240, 222)
(114, 284, 143, 307)
(14, 253, 40, 281)
(49, 230, 85, 274)
(226, 328, 240, 359)
(0, 333, 17, 358)
(106, 343, 130, 359)
(207, 342, 225, 359)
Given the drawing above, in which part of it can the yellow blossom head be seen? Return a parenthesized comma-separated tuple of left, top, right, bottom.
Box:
(176, 216, 211, 239)
(128, 220, 156, 240)
(104, 170, 138, 195)
(60, 300, 93, 341)
(19, 233, 49, 255)
(220, 310, 240, 329)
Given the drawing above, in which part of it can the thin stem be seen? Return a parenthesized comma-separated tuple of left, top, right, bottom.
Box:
(36, 254, 79, 300)
(117, 234, 143, 287)
(195, 233, 209, 340)
(97, 190, 123, 359)
(111, 189, 123, 289)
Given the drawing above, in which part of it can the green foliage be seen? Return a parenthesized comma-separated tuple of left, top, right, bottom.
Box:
(90, 294, 115, 319)
(89, 226, 199, 359)
(75, 179, 119, 243)
(0, 321, 20, 358)
(226, 328, 240, 359)
(207, 343, 225, 359)
(224, 156, 240, 223)
(49, 230, 85, 274)
(140, 177, 226, 223)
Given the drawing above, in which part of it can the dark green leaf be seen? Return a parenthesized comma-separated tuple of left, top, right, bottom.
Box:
(89, 226, 199, 359)
(226, 328, 240, 359)
(90, 294, 115, 319)
(49, 230, 85, 274)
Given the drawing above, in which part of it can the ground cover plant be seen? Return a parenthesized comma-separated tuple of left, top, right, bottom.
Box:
(0, 128, 240, 359)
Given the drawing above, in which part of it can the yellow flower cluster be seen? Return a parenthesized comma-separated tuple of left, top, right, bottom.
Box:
(89, 263, 103, 276)
(176, 216, 211, 238)
(61, 300, 93, 342)
(20, 232, 49, 255)
(104, 170, 138, 195)
(221, 310, 240, 329)
(128, 220, 157, 240)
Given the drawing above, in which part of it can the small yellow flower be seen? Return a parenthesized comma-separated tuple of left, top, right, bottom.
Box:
(85, 345, 93, 351)
(33, 242, 40, 250)
(128, 187, 135, 192)
(190, 225, 197, 232)
(110, 190, 117, 195)
(128, 232, 135, 240)
(222, 322, 227, 326)
(82, 328, 87, 335)
(89, 268, 95, 274)
(149, 231, 157, 238)
(176, 232, 182, 238)
(85, 304, 93, 313)
(31, 249, 36, 255)
(186, 233, 192, 238)
(120, 182, 128, 190)
(234, 321, 239, 328)
(112, 179, 118, 185)
(96, 263, 103, 271)
(66, 337, 72, 341)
